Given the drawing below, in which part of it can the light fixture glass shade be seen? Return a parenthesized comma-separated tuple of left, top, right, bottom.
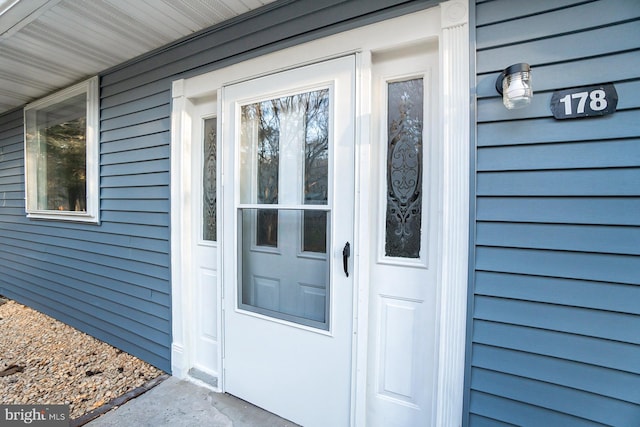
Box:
(497, 63, 532, 109)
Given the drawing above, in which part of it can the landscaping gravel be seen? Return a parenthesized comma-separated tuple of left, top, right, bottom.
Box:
(0, 297, 164, 421)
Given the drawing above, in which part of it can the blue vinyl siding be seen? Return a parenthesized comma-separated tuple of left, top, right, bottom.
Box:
(467, 0, 640, 425)
(0, 0, 439, 373)
(0, 102, 172, 369)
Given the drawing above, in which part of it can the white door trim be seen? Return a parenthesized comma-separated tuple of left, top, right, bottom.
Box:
(435, 2, 470, 426)
(170, 79, 191, 380)
(170, 2, 469, 425)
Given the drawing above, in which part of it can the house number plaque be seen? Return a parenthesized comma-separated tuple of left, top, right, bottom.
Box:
(550, 83, 618, 120)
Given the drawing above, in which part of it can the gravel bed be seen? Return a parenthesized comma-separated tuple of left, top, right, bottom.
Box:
(0, 297, 164, 420)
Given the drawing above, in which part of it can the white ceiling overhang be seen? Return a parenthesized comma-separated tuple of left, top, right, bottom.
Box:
(0, 0, 277, 116)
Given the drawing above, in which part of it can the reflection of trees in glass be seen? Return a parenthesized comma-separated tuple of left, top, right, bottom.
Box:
(244, 89, 330, 251)
(257, 101, 280, 205)
(42, 118, 86, 211)
(243, 101, 280, 247)
(302, 90, 329, 253)
(246, 90, 330, 205)
(385, 79, 423, 258)
(303, 210, 327, 253)
(303, 90, 329, 205)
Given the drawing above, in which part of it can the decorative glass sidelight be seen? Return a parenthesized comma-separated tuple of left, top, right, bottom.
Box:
(203, 117, 217, 241)
(385, 78, 424, 258)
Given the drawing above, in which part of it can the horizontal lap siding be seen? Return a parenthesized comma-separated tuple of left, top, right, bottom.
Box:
(0, 109, 171, 369)
(468, 0, 640, 425)
(97, 0, 439, 371)
(0, 0, 438, 372)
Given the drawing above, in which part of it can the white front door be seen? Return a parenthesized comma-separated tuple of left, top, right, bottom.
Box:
(222, 56, 356, 427)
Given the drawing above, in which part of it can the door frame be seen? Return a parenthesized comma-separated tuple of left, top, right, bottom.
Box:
(170, 2, 469, 425)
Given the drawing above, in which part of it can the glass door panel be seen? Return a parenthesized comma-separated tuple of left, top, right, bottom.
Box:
(239, 208, 329, 328)
(237, 88, 331, 330)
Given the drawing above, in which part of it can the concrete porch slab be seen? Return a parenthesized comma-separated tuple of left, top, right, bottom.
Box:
(85, 376, 299, 427)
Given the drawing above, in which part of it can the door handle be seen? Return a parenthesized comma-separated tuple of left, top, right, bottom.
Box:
(342, 242, 351, 277)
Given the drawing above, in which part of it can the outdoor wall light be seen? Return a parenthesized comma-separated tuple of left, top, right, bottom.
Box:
(496, 63, 532, 109)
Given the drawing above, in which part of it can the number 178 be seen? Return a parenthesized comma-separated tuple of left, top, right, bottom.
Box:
(559, 90, 608, 115)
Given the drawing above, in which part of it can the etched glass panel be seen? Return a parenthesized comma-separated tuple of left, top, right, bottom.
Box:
(385, 78, 424, 258)
(202, 117, 217, 241)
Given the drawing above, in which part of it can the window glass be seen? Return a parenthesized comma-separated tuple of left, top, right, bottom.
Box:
(238, 88, 331, 329)
(24, 77, 99, 222)
(202, 117, 217, 241)
(385, 78, 424, 258)
(240, 89, 329, 252)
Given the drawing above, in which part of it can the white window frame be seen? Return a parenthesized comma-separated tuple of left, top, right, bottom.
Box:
(24, 76, 100, 223)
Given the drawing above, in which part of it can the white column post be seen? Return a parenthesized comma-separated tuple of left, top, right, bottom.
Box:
(170, 79, 191, 378)
(435, 1, 470, 426)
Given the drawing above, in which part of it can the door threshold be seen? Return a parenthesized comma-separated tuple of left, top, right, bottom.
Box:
(188, 368, 218, 389)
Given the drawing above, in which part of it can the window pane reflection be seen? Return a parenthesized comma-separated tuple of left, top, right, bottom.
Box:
(240, 89, 330, 250)
(33, 93, 87, 211)
(303, 210, 327, 253)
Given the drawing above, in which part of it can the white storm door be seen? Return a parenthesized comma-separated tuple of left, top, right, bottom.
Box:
(191, 97, 220, 384)
(222, 56, 356, 427)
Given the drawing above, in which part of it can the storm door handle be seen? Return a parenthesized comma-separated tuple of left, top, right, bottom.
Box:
(342, 242, 351, 277)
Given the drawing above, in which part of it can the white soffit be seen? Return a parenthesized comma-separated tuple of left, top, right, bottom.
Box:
(0, 0, 276, 115)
